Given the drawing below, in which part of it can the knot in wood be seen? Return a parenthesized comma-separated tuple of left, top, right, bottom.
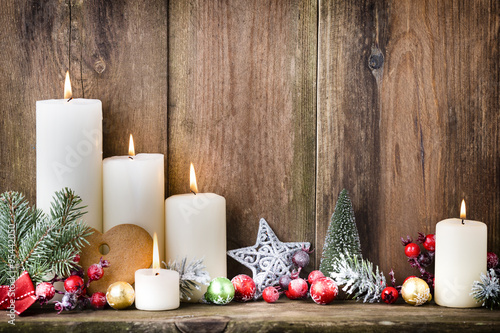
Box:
(94, 60, 106, 74)
(368, 53, 384, 70)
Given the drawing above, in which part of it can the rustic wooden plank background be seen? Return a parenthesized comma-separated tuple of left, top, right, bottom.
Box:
(0, 0, 498, 283)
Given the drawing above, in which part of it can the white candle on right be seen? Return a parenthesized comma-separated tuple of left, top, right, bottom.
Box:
(434, 200, 487, 308)
(165, 163, 226, 302)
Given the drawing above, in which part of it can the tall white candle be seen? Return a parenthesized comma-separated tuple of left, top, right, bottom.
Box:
(434, 200, 487, 308)
(103, 135, 165, 261)
(165, 163, 226, 302)
(36, 72, 102, 231)
(135, 233, 180, 311)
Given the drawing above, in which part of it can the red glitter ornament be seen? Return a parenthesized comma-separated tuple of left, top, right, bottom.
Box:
(285, 278, 308, 300)
(310, 277, 338, 305)
(231, 274, 256, 302)
(307, 270, 325, 285)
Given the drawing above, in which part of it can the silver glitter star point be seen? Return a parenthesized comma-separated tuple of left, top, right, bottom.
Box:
(227, 218, 310, 299)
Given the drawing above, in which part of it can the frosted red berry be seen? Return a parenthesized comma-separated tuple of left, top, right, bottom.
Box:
(73, 254, 81, 264)
(64, 275, 85, 294)
(87, 264, 104, 282)
(487, 252, 499, 269)
(36, 282, 55, 304)
(403, 276, 417, 284)
(231, 274, 256, 302)
(90, 292, 107, 309)
(381, 286, 398, 304)
(404, 243, 421, 258)
(308, 270, 325, 285)
(262, 286, 280, 303)
(310, 277, 338, 305)
(286, 278, 308, 300)
(423, 234, 435, 251)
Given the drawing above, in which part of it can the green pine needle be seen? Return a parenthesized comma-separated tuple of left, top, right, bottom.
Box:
(0, 188, 92, 285)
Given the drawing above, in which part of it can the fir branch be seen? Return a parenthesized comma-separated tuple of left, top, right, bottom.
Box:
(471, 269, 500, 310)
(163, 257, 210, 301)
(0, 189, 92, 285)
(330, 253, 387, 303)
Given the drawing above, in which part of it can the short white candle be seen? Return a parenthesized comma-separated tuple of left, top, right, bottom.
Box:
(434, 200, 487, 308)
(36, 71, 102, 231)
(103, 135, 165, 261)
(165, 163, 226, 302)
(135, 233, 180, 311)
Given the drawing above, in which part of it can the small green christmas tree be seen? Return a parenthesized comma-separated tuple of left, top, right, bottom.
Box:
(0, 188, 92, 285)
(319, 189, 362, 275)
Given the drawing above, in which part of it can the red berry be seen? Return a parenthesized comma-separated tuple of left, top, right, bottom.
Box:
(231, 274, 256, 302)
(487, 252, 499, 269)
(87, 264, 104, 282)
(308, 270, 325, 285)
(403, 276, 417, 284)
(292, 250, 310, 268)
(286, 278, 308, 300)
(381, 286, 398, 304)
(423, 234, 435, 251)
(64, 275, 85, 294)
(73, 254, 81, 264)
(262, 286, 280, 303)
(90, 292, 107, 309)
(36, 282, 55, 303)
(310, 277, 338, 305)
(405, 243, 421, 258)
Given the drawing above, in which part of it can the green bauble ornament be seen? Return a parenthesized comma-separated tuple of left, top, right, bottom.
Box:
(205, 277, 235, 305)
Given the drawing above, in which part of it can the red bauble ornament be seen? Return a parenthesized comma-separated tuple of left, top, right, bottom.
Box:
(381, 286, 398, 304)
(423, 234, 435, 251)
(231, 274, 256, 302)
(262, 286, 280, 303)
(90, 292, 107, 309)
(35, 282, 55, 303)
(307, 270, 325, 285)
(310, 277, 338, 305)
(286, 278, 308, 300)
(64, 275, 85, 294)
(404, 243, 421, 258)
(487, 252, 499, 269)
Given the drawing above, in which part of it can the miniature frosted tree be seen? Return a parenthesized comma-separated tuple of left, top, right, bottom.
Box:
(319, 189, 362, 275)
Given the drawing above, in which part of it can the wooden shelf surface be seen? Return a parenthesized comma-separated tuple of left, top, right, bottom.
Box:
(2, 299, 500, 332)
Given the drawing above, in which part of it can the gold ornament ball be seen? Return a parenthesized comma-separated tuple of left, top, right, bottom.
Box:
(401, 277, 431, 306)
(106, 281, 135, 309)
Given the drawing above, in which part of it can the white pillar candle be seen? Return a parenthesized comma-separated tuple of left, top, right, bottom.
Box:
(434, 200, 487, 308)
(165, 163, 226, 302)
(103, 135, 165, 261)
(135, 233, 180, 311)
(36, 72, 102, 231)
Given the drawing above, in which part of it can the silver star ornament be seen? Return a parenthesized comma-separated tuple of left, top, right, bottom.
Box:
(227, 218, 310, 299)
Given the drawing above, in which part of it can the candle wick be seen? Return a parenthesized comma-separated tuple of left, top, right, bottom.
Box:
(129, 156, 134, 160)
(461, 219, 465, 225)
(67, 97, 73, 102)
(191, 190, 197, 195)
(155, 272, 159, 276)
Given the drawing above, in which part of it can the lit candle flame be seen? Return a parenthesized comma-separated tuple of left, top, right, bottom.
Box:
(460, 199, 466, 219)
(64, 71, 72, 99)
(152, 232, 160, 273)
(128, 134, 135, 156)
(190, 163, 198, 194)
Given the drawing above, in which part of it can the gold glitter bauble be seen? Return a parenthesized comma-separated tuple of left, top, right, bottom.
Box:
(106, 281, 135, 309)
(401, 277, 430, 306)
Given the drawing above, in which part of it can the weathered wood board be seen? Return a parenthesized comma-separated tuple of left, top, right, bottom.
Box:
(0, 0, 498, 283)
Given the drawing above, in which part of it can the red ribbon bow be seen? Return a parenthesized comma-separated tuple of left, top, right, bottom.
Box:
(0, 271, 37, 315)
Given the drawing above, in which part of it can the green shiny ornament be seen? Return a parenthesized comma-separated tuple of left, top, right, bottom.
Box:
(205, 277, 235, 305)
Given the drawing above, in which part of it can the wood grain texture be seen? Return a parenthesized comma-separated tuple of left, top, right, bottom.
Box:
(69, 0, 168, 166)
(0, 0, 70, 203)
(318, 0, 500, 282)
(168, 0, 317, 277)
